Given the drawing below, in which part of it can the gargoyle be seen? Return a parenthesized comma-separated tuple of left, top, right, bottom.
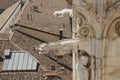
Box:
(36, 39, 79, 55)
(53, 8, 72, 17)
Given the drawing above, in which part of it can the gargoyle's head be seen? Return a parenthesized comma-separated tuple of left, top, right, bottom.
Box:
(53, 11, 64, 17)
(36, 43, 49, 54)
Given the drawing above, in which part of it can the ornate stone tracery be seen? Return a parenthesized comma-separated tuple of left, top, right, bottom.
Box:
(76, 12, 95, 38)
(105, 1, 120, 19)
(79, 27, 89, 37)
(77, 13, 86, 26)
(78, 25, 94, 38)
(77, 16, 84, 27)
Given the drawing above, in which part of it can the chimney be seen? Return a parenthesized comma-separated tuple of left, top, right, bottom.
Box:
(59, 29, 64, 40)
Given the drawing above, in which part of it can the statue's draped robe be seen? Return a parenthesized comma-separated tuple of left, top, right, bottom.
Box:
(76, 63, 88, 80)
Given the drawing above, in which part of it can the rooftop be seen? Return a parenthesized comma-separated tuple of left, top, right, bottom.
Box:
(16, 0, 72, 38)
(0, 30, 72, 80)
(0, 33, 10, 40)
(0, 0, 72, 79)
(0, 0, 19, 10)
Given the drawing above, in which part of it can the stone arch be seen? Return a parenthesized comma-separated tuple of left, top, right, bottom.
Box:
(77, 24, 95, 38)
(76, 8, 100, 38)
(102, 2, 120, 38)
(105, 0, 120, 13)
(107, 17, 120, 38)
(103, 10, 120, 38)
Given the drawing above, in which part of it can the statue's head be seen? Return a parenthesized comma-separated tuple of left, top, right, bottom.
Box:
(78, 50, 90, 67)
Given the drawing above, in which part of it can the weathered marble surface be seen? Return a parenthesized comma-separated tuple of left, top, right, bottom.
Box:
(72, 0, 120, 80)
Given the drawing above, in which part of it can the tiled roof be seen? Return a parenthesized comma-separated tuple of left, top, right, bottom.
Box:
(17, 0, 71, 38)
(0, 31, 72, 80)
(0, 0, 19, 9)
(0, 33, 9, 40)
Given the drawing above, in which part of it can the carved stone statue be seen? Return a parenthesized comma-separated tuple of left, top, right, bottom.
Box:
(36, 39, 94, 80)
(37, 39, 79, 55)
(77, 50, 91, 80)
(53, 8, 72, 17)
(76, 63, 88, 80)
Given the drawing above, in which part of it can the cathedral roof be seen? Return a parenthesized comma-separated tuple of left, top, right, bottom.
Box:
(0, 30, 72, 79)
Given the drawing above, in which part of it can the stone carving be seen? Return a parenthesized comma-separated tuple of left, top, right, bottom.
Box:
(77, 13, 86, 27)
(105, 1, 120, 20)
(76, 13, 93, 38)
(78, 25, 94, 38)
(77, 50, 91, 80)
(107, 18, 120, 38)
(115, 22, 120, 36)
(76, 0, 90, 11)
(37, 39, 79, 55)
(77, 63, 88, 80)
(77, 16, 83, 27)
(36, 39, 95, 80)
(76, 12, 95, 38)
(79, 27, 89, 37)
(106, 0, 120, 13)
(113, 1, 120, 9)
(53, 8, 72, 17)
(76, 50, 95, 80)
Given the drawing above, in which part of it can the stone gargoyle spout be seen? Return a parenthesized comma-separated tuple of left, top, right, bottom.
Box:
(36, 39, 79, 55)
